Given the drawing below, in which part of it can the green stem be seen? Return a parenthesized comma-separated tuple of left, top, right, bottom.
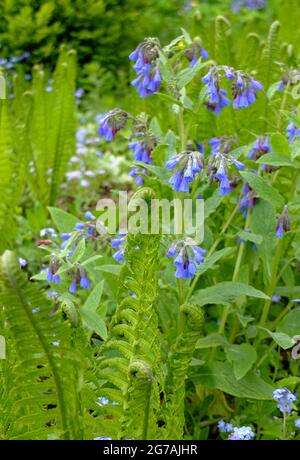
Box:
(219, 211, 250, 336)
(277, 82, 290, 129)
(283, 411, 287, 439)
(142, 380, 152, 440)
(259, 238, 284, 326)
(270, 302, 292, 330)
(178, 109, 185, 150)
(186, 204, 239, 301)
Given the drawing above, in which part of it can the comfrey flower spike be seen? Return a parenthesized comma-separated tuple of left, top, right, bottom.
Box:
(207, 136, 244, 196)
(129, 166, 146, 185)
(286, 122, 300, 143)
(249, 136, 272, 160)
(97, 109, 129, 141)
(239, 183, 257, 217)
(249, 136, 273, 172)
(230, 71, 263, 109)
(184, 39, 209, 68)
(47, 259, 61, 284)
(277, 68, 300, 93)
(69, 266, 91, 293)
(128, 131, 157, 165)
(167, 238, 205, 279)
(273, 388, 297, 413)
(111, 234, 127, 262)
(129, 38, 162, 97)
(166, 145, 205, 193)
(202, 68, 230, 114)
(276, 206, 290, 238)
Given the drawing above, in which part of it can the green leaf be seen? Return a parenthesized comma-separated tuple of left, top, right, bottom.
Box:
(191, 282, 269, 306)
(81, 255, 103, 266)
(149, 117, 163, 139)
(0, 335, 6, 359)
(291, 137, 300, 160)
(196, 333, 228, 349)
(194, 361, 274, 399)
(284, 111, 300, 128)
(95, 265, 121, 276)
(260, 328, 295, 349)
(276, 309, 300, 338)
(270, 133, 290, 156)
(180, 27, 192, 44)
(240, 171, 284, 208)
(70, 238, 86, 263)
(267, 81, 281, 100)
(225, 343, 257, 380)
(30, 271, 48, 281)
(158, 53, 172, 82)
(250, 200, 276, 282)
(177, 60, 206, 89)
(151, 144, 168, 164)
(204, 189, 223, 218)
(82, 281, 104, 314)
(196, 248, 233, 276)
(237, 230, 263, 245)
(256, 153, 297, 168)
(48, 206, 78, 233)
(80, 309, 107, 340)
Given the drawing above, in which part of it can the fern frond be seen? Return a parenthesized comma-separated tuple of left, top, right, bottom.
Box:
(0, 251, 83, 439)
(258, 20, 281, 130)
(96, 229, 163, 440)
(163, 303, 204, 439)
(48, 49, 77, 205)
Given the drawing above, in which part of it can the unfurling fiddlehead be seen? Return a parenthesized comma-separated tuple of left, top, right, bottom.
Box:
(163, 303, 204, 439)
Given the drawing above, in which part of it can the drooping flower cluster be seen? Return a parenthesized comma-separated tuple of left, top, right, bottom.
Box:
(128, 129, 157, 164)
(202, 68, 231, 114)
(207, 137, 245, 196)
(45, 211, 102, 293)
(202, 66, 262, 114)
(69, 265, 91, 293)
(231, 0, 267, 12)
(111, 234, 127, 262)
(239, 183, 257, 217)
(47, 258, 61, 284)
(273, 388, 297, 413)
(167, 238, 205, 279)
(128, 125, 157, 185)
(97, 109, 129, 141)
(129, 166, 146, 186)
(166, 145, 205, 192)
(286, 122, 300, 143)
(276, 206, 290, 238)
(184, 40, 209, 68)
(249, 136, 272, 160)
(249, 136, 273, 172)
(129, 38, 162, 97)
(277, 68, 300, 92)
